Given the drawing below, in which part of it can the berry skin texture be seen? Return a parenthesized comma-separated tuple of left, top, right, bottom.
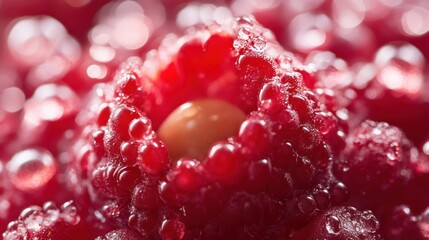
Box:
(334, 120, 416, 203)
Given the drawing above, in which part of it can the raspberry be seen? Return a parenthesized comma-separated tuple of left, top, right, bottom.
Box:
(3, 1, 429, 238)
(67, 16, 348, 239)
(2, 201, 93, 240)
(334, 120, 416, 204)
(293, 206, 382, 239)
(353, 42, 429, 145)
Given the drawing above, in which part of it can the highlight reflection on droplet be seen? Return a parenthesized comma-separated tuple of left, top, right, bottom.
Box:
(7, 148, 57, 191)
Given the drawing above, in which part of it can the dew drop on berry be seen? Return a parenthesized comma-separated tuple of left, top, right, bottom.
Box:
(361, 211, 379, 234)
(325, 215, 341, 235)
(61, 201, 80, 225)
(7, 148, 57, 191)
(102, 202, 121, 218)
(331, 182, 349, 204)
(160, 219, 186, 240)
(43, 201, 58, 212)
(249, 36, 266, 51)
(313, 188, 331, 209)
(298, 195, 316, 216)
(19, 206, 41, 220)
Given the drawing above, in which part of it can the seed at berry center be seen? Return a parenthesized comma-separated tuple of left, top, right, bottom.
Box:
(157, 99, 246, 161)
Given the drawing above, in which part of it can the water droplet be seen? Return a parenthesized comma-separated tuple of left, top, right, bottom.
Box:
(236, 16, 255, 26)
(19, 206, 41, 220)
(7, 149, 57, 191)
(42, 202, 58, 212)
(340, 163, 350, 173)
(361, 212, 379, 233)
(325, 215, 341, 234)
(61, 201, 80, 225)
(102, 202, 121, 218)
(237, 27, 252, 41)
(387, 142, 400, 163)
(6, 221, 19, 231)
(160, 219, 186, 240)
(250, 36, 266, 51)
(298, 195, 316, 215)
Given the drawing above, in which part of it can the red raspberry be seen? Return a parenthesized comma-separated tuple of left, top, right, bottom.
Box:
(355, 42, 429, 145)
(334, 120, 416, 205)
(68, 16, 348, 239)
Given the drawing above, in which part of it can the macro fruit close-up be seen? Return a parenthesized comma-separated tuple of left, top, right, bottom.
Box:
(1, 0, 429, 239)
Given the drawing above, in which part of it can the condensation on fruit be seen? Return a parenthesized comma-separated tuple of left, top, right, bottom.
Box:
(6, 148, 57, 191)
(325, 214, 341, 235)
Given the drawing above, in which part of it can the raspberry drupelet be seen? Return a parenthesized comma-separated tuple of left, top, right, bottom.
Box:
(66, 16, 359, 239)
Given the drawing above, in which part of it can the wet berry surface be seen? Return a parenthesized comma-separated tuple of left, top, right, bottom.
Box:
(1, 0, 429, 239)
